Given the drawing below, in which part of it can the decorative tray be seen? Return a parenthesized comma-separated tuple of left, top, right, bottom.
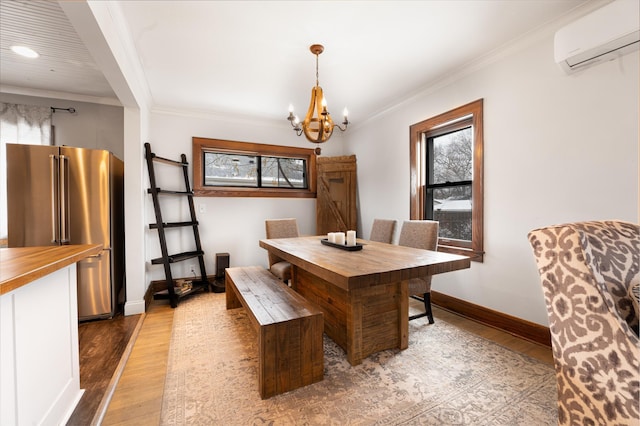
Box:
(320, 238, 363, 251)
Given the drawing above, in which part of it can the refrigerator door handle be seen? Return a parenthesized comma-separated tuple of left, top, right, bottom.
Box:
(59, 155, 70, 243)
(50, 154, 59, 243)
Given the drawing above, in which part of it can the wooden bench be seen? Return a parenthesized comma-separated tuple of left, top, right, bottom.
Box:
(225, 266, 324, 399)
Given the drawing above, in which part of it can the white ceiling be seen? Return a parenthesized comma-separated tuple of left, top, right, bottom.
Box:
(0, 1, 114, 99)
(1, 0, 593, 124)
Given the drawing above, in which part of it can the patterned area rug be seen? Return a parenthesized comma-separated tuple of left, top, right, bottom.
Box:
(161, 293, 556, 425)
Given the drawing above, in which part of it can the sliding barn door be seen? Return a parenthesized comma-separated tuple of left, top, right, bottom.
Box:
(316, 155, 357, 235)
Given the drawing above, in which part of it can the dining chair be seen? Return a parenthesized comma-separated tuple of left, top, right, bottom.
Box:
(265, 218, 300, 283)
(398, 220, 439, 324)
(369, 219, 397, 244)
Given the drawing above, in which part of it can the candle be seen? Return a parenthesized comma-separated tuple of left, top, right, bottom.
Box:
(346, 230, 356, 246)
(335, 232, 346, 245)
(328, 232, 336, 243)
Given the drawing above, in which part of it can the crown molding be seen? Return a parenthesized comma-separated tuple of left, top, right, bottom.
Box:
(0, 85, 122, 107)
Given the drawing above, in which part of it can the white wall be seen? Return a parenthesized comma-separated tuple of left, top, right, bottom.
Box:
(56, 0, 637, 325)
(349, 33, 639, 325)
(144, 111, 346, 283)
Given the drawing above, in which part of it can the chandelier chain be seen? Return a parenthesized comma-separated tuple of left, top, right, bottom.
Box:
(316, 53, 319, 87)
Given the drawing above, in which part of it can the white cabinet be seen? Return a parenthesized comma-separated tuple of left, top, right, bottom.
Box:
(1, 264, 83, 425)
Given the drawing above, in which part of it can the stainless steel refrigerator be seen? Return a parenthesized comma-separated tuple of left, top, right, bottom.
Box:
(7, 143, 124, 321)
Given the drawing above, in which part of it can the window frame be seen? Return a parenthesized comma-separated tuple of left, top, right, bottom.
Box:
(193, 137, 317, 198)
(410, 99, 484, 262)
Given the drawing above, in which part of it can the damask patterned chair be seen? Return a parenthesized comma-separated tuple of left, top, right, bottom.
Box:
(528, 220, 639, 426)
(369, 219, 397, 244)
(265, 218, 299, 283)
(398, 220, 439, 324)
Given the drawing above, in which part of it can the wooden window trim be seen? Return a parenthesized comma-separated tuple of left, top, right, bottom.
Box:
(192, 137, 317, 198)
(410, 99, 484, 262)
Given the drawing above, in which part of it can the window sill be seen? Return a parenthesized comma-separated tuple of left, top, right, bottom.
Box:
(194, 188, 316, 198)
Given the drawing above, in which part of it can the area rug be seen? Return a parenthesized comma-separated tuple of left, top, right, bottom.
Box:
(161, 292, 557, 425)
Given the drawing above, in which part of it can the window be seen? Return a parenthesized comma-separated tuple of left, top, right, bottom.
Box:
(193, 137, 317, 198)
(0, 103, 52, 241)
(410, 99, 484, 261)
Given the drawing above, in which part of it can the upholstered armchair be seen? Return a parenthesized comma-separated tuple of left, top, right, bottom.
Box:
(528, 220, 639, 426)
(265, 218, 299, 283)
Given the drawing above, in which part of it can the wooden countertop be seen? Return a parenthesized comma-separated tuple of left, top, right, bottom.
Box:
(0, 244, 102, 295)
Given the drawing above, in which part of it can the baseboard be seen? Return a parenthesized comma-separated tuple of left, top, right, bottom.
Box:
(431, 291, 551, 347)
(124, 299, 145, 316)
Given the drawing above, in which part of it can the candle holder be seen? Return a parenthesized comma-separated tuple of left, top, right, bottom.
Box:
(321, 238, 363, 251)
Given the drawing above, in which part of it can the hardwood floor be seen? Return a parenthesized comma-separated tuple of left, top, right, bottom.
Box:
(428, 303, 554, 365)
(101, 301, 174, 425)
(74, 298, 553, 425)
(68, 312, 143, 425)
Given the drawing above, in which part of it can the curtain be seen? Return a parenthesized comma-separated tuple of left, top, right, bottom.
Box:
(0, 102, 52, 243)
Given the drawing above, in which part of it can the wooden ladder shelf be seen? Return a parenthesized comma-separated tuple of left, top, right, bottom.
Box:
(144, 142, 222, 308)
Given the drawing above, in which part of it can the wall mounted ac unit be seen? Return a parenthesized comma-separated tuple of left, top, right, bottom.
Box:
(554, 0, 639, 74)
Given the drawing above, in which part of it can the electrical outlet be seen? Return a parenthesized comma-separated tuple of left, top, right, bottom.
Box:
(189, 264, 196, 274)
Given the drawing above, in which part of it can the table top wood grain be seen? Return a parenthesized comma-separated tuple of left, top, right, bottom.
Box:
(259, 236, 470, 291)
(0, 244, 102, 295)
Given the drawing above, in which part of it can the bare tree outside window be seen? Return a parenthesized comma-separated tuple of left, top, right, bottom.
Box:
(204, 153, 258, 187)
(429, 127, 473, 241)
(261, 157, 306, 188)
(203, 152, 307, 189)
(433, 129, 472, 184)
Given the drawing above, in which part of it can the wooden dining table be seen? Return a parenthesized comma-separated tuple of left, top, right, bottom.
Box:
(259, 235, 471, 365)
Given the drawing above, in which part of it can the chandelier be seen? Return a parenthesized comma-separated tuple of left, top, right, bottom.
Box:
(287, 44, 349, 154)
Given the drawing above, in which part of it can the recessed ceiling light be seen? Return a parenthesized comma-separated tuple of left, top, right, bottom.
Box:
(10, 45, 39, 58)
